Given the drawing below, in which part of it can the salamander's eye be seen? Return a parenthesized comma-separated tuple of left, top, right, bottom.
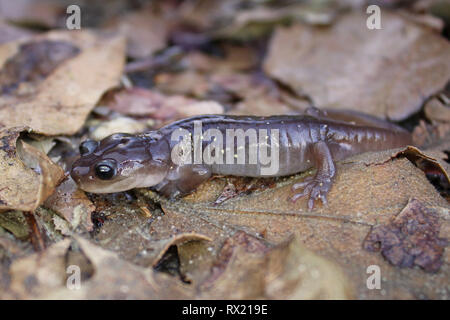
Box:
(79, 140, 99, 156)
(94, 160, 117, 180)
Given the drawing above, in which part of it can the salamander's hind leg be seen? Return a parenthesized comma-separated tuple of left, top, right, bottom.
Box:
(289, 141, 335, 210)
(291, 175, 332, 209)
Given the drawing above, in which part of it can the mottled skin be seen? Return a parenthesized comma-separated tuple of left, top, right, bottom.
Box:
(70, 108, 412, 209)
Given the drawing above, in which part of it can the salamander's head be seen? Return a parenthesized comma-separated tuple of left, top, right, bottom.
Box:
(70, 133, 169, 193)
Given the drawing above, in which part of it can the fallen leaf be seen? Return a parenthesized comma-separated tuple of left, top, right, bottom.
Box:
(0, 39, 80, 94)
(0, 232, 32, 296)
(0, 30, 126, 135)
(264, 11, 450, 120)
(424, 97, 450, 123)
(0, 127, 64, 212)
(198, 231, 353, 299)
(183, 45, 259, 73)
(78, 191, 212, 277)
(104, 7, 171, 59)
(104, 87, 224, 125)
(412, 119, 450, 147)
(7, 238, 72, 298)
(0, 0, 63, 28)
(152, 154, 449, 299)
(4, 235, 196, 299)
(44, 178, 95, 233)
(363, 198, 448, 272)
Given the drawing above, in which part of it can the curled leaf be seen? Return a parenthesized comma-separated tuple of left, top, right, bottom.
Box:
(0, 127, 64, 212)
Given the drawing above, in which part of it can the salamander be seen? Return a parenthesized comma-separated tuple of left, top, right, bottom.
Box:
(70, 108, 412, 209)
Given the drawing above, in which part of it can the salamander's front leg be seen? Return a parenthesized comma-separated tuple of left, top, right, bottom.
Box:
(153, 164, 211, 199)
(290, 141, 336, 210)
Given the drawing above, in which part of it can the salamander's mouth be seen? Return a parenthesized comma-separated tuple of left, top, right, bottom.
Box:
(75, 178, 138, 193)
(70, 166, 136, 193)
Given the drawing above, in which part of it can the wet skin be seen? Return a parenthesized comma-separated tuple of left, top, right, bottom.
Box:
(70, 108, 412, 210)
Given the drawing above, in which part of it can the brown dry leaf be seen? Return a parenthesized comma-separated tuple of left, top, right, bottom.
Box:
(412, 119, 450, 147)
(148, 233, 212, 268)
(177, 0, 242, 30)
(153, 71, 211, 99)
(363, 198, 447, 273)
(47, 236, 194, 299)
(183, 45, 259, 73)
(0, 232, 32, 295)
(105, 87, 224, 123)
(343, 145, 450, 199)
(0, 127, 64, 212)
(105, 88, 175, 118)
(232, 92, 298, 116)
(104, 8, 171, 59)
(210, 73, 304, 115)
(263, 236, 354, 299)
(0, 40, 80, 94)
(133, 191, 245, 284)
(5, 236, 194, 299)
(153, 153, 449, 299)
(395, 146, 450, 186)
(424, 97, 450, 123)
(264, 11, 450, 121)
(155, 71, 299, 116)
(82, 192, 214, 273)
(0, 30, 126, 135)
(6, 238, 71, 299)
(0, 0, 63, 28)
(43, 178, 95, 233)
(344, 145, 450, 186)
(420, 139, 450, 200)
(198, 231, 353, 299)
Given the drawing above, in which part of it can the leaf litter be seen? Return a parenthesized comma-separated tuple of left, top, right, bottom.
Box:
(0, 0, 449, 300)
